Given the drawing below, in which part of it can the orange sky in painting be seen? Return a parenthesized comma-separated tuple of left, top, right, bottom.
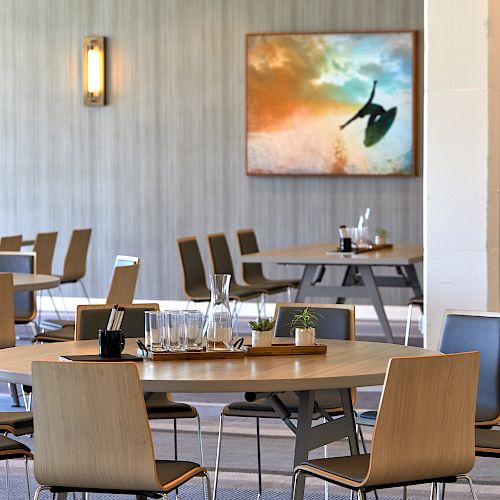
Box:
(247, 36, 354, 133)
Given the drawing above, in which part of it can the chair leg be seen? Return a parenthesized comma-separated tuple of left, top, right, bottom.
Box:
(22, 388, 32, 411)
(5, 459, 9, 500)
(323, 418, 328, 500)
(213, 412, 225, 500)
(429, 482, 437, 500)
(58, 285, 71, 320)
(48, 289, 62, 320)
(256, 417, 262, 499)
(79, 279, 91, 304)
(173, 419, 179, 500)
(34, 485, 51, 500)
(8, 383, 20, 407)
(357, 491, 367, 500)
(25, 458, 31, 500)
(196, 414, 207, 500)
(357, 425, 368, 453)
(460, 475, 479, 500)
(202, 470, 212, 500)
(404, 303, 414, 346)
(403, 485, 408, 499)
(291, 469, 303, 500)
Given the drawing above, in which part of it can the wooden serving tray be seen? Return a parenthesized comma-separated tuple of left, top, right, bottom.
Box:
(242, 343, 327, 356)
(60, 354, 143, 362)
(136, 348, 245, 361)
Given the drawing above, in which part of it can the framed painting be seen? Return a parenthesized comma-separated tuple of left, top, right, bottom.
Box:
(246, 31, 417, 176)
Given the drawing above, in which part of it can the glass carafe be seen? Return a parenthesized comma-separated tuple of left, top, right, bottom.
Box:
(206, 274, 233, 351)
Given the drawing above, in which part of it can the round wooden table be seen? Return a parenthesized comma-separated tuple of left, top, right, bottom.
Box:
(0, 339, 435, 500)
(12, 273, 60, 292)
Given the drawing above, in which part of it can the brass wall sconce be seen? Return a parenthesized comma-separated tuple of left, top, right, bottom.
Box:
(83, 36, 106, 106)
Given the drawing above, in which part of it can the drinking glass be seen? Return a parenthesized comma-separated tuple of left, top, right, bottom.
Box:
(166, 310, 185, 351)
(183, 310, 204, 351)
(144, 311, 166, 352)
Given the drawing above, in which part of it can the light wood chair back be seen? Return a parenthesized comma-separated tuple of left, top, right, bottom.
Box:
(61, 228, 92, 283)
(0, 235, 22, 251)
(106, 255, 140, 305)
(33, 232, 58, 275)
(0, 273, 15, 349)
(32, 361, 163, 491)
(75, 303, 159, 340)
(366, 352, 479, 486)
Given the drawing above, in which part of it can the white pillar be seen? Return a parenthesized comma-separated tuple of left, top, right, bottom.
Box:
(424, 0, 500, 349)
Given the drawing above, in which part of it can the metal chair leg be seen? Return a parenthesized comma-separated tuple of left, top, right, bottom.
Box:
(8, 383, 20, 407)
(173, 419, 179, 500)
(79, 279, 91, 304)
(48, 289, 61, 319)
(403, 485, 408, 500)
(213, 412, 224, 500)
(404, 303, 414, 346)
(34, 485, 51, 500)
(429, 482, 437, 500)
(460, 475, 479, 500)
(357, 425, 368, 453)
(291, 469, 303, 500)
(357, 491, 367, 500)
(323, 418, 328, 500)
(5, 459, 9, 500)
(25, 458, 31, 500)
(256, 417, 262, 500)
(202, 470, 212, 500)
(58, 285, 71, 320)
(196, 414, 207, 500)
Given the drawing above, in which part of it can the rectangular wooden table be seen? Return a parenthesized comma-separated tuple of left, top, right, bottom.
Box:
(240, 243, 423, 342)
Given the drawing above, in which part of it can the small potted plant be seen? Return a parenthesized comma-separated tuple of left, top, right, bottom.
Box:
(290, 307, 319, 346)
(374, 227, 389, 246)
(249, 317, 276, 347)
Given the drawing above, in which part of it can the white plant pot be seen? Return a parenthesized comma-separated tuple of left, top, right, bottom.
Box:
(374, 234, 387, 246)
(295, 327, 316, 346)
(251, 329, 273, 347)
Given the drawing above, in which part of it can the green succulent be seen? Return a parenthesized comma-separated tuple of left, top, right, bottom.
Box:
(289, 307, 320, 332)
(249, 317, 276, 332)
(375, 227, 389, 238)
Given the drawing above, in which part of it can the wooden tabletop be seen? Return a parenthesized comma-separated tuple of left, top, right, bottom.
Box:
(12, 273, 60, 292)
(240, 243, 423, 266)
(0, 339, 436, 392)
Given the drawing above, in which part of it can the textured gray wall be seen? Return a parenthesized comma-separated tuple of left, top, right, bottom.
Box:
(0, 0, 423, 302)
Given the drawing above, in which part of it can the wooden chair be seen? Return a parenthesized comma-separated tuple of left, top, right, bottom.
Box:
(32, 361, 210, 499)
(38, 255, 140, 338)
(57, 228, 92, 305)
(236, 228, 300, 302)
(0, 235, 22, 251)
(32, 231, 59, 319)
(292, 352, 480, 500)
(213, 303, 355, 500)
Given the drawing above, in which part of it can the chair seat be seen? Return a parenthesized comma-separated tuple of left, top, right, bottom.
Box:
(475, 428, 500, 456)
(246, 278, 300, 290)
(244, 281, 289, 294)
(229, 286, 263, 301)
(0, 412, 34, 436)
(408, 295, 423, 306)
(146, 400, 198, 420)
(0, 435, 32, 459)
(40, 319, 73, 330)
(34, 326, 74, 342)
(223, 390, 344, 419)
(355, 410, 377, 427)
(157, 460, 205, 491)
(300, 454, 370, 485)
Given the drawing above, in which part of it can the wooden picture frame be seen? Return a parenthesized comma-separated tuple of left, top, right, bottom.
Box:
(246, 31, 417, 177)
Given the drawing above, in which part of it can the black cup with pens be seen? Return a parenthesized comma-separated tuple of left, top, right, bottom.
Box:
(99, 305, 126, 358)
(338, 225, 352, 253)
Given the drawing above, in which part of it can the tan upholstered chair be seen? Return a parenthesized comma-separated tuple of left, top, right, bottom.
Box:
(292, 353, 480, 500)
(0, 235, 22, 251)
(32, 361, 210, 499)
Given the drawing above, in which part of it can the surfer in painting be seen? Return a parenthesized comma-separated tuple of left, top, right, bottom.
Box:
(340, 80, 397, 147)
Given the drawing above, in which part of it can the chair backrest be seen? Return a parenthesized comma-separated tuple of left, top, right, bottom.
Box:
(0, 273, 15, 349)
(32, 361, 162, 491)
(207, 233, 236, 276)
(75, 303, 159, 340)
(33, 232, 58, 275)
(177, 237, 210, 299)
(367, 353, 479, 486)
(236, 228, 265, 283)
(61, 228, 92, 283)
(439, 310, 500, 424)
(0, 252, 36, 321)
(0, 235, 22, 251)
(106, 255, 140, 305)
(273, 303, 354, 340)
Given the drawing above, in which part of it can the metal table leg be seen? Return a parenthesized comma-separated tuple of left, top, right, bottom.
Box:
(295, 265, 320, 302)
(358, 266, 394, 343)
